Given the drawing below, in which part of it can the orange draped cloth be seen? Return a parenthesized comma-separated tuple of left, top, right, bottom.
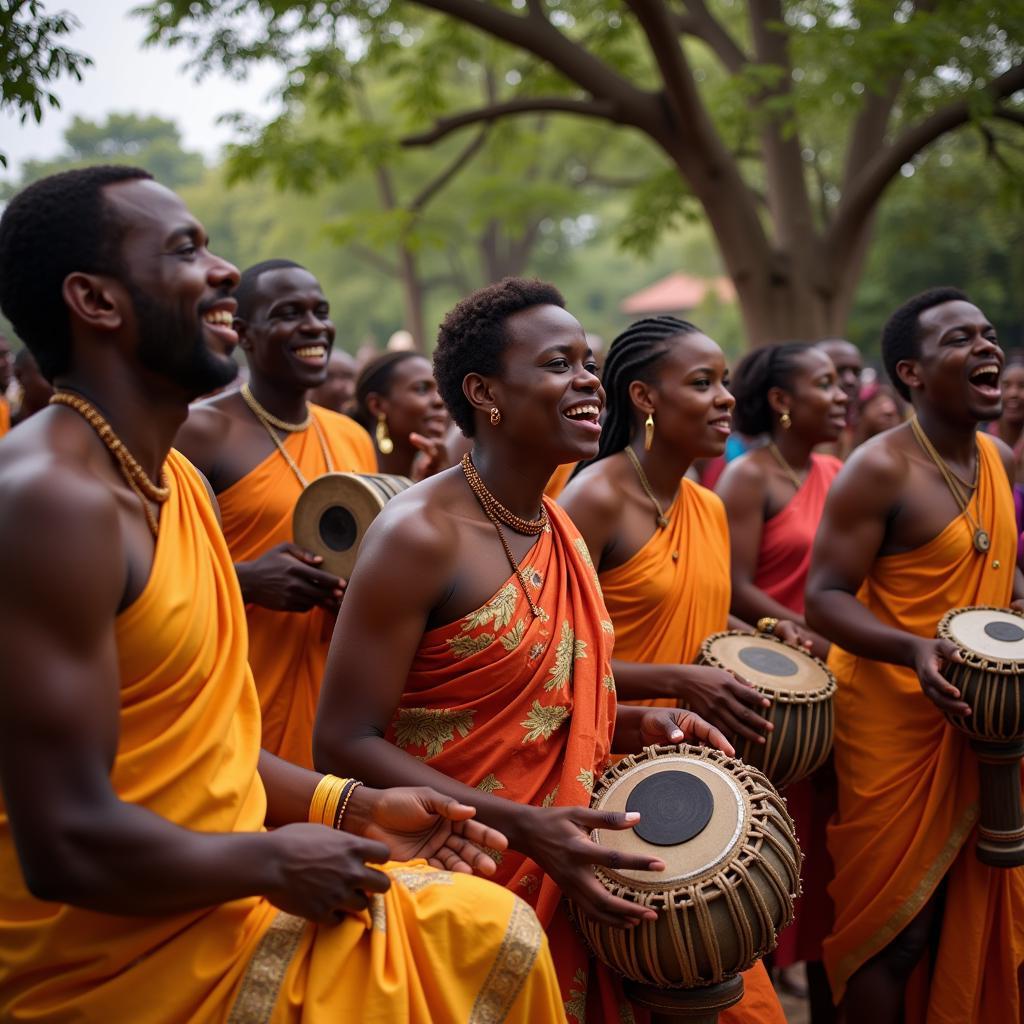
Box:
(752, 453, 841, 968)
(545, 462, 576, 499)
(217, 406, 376, 768)
(0, 450, 561, 1023)
(597, 479, 785, 1022)
(824, 433, 1024, 1019)
(0, 396, 9, 437)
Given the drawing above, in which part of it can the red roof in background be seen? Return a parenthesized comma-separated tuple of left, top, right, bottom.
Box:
(620, 272, 736, 314)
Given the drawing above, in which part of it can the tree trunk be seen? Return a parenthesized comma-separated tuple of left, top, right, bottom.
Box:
(397, 243, 428, 351)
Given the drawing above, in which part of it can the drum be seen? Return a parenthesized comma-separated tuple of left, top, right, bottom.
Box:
(570, 744, 801, 1021)
(292, 472, 412, 578)
(698, 631, 836, 790)
(937, 606, 1024, 867)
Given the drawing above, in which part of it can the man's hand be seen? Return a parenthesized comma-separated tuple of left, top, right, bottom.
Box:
(637, 707, 736, 757)
(672, 665, 773, 744)
(408, 432, 450, 482)
(912, 637, 969, 717)
(347, 786, 508, 876)
(235, 542, 344, 612)
(516, 806, 665, 928)
(264, 823, 391, 923)
(772, 619, 813, 652)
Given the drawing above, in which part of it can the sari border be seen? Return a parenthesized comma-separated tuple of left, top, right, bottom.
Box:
(468, 895, 544, 1024)
(227, 911, 306, 1024)
(832, 802, 978, 1001)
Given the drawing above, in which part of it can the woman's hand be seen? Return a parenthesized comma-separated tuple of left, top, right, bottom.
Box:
(637, 707, 736, 757)
(408, 433, 450, 482)
(672, 664, 773, 744)
(346, 786, 507, 875)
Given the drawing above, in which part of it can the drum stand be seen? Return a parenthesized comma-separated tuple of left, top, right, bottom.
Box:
(972, 738, 1024, 867)
(626, 977, 743, 1024)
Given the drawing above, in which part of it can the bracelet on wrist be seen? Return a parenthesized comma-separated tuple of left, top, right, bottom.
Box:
(333, 779, 363, 831)
(308, 775, 363, 829)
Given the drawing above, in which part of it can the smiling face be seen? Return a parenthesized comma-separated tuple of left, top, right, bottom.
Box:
(901, 300, 1003, 422)
(374, 355, 449, 441)
(103, 179, 240, 399)
(637, 332, 735, 460)
(239, 267, 336, 392)
(478, 304, 604, 462)
(774, 348, 849, 444)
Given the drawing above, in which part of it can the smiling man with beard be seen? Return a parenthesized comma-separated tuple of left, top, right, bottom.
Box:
(0, 167, 562, 1024)
(176, 260, 377, 768)
(806, 288, 1024, 1021)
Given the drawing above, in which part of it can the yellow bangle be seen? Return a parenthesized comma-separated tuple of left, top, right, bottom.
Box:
(308, 774, 346, 826)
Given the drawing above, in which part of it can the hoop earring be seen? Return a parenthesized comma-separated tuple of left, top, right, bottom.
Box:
(644, 413, 655, 451)
(779, 411, 792, 431)
(375, 412, 394, 454)
(489, 407, 502, 427)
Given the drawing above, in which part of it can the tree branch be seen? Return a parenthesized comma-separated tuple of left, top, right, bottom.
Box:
(676, 0, 748, 74)
(827, 62, 1024, 270)
(348, 243, 399, 277)
(401, 96, 618, 147)
(994, 106, 1024, 129)
(409, 127, 490, 211)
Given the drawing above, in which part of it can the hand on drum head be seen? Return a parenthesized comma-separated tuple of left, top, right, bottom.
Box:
(912, 637, 970, 717)
(675, 665, 772, 745)
(235, 541, 346, 613)
(519, 806, 665, 928)
(639, 707, 736, 758)
(772, 619, 815, 653)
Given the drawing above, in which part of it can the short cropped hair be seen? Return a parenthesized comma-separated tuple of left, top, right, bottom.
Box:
(731, 343, 813, 436)
(434, 277, 565, 436)
(881, 287, 969, 400)
(0, 165, 153, 380)
(234, 259, 306, 321)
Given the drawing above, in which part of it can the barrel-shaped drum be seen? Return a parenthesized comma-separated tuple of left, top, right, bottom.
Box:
(570, 744, 801, 993)
(698, 631, 836, 790)
(937, 606, 1024, 867)
(293, 472, 413, 579)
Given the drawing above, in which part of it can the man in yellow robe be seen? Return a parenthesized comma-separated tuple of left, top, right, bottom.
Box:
(176, 260, 378, 767)
(0, 167, 562, 1022)
(807, 288, 1024, 1021)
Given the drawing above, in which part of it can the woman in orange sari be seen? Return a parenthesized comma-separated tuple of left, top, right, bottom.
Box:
(315, 280, 733, 1022)
(714, 343, 847, 1022)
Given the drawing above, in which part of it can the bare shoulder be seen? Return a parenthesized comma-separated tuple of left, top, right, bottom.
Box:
(175, 393, 241, 459)
(828, 425, 911, 516)
(559, 458, 625, 521)
(714, 449, 768, 497)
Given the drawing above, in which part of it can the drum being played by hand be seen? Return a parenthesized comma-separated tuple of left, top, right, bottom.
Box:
(698, 631, 836, 790)
(937, 606, 1024, 867)
(570, 744, 801, 1019)
(293, 472, 412, 579)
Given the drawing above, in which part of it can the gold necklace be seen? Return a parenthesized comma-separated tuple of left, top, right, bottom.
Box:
(624, 445, 670, 529)
(241, 382, 311, 432)
(244, 398, 335, 489)
(50, 391, 168, 538)
(461, 454, 546, 618)
(909, 415, 989, 554)
(767, 441, 805, 490)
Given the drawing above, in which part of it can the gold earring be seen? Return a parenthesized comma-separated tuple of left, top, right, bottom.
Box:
(375, 412, 394, 454)
(644, 412, 655, 451)
(489, 407, 502, 426)
(779, 411, 792, 430)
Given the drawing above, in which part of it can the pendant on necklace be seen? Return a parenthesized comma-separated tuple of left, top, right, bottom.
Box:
(974, 529, 991, 553)
(657, 515, 669, 529)
(671, 550, 679, 561)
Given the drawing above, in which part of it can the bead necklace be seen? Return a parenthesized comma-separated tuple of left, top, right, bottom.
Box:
(461, 453, 546, 618)
(909, 415, 989, 554)
(241, 384, 334, 489)
(50, 391, 168, 538)
(624, 445, 670, 529)
(767, 441, 805, 491)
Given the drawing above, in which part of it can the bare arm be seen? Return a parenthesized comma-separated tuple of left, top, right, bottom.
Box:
(804, 446, 968, 715)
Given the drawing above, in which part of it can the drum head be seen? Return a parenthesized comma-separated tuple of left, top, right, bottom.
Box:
(941, 607, 1024, 666)
(702, 632, 833, 699)
(293, 472, 388, 578)
(590, 753, 747, 889)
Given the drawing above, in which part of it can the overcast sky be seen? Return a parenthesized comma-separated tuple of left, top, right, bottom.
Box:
(2, 0, 282, 177)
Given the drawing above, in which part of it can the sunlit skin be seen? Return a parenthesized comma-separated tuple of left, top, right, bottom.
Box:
(0, 178, 505, 934)
(804, 300, 1024, 1020)
(716, 348, 847, 661)
(314, 303, 737, 931)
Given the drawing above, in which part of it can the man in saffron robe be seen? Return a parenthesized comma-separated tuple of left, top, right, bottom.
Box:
(315, 280, 742, 1023)
(0, 167, 563, 1023)
(807, 288, 1024, 1022)
(176, 260, 377, 768)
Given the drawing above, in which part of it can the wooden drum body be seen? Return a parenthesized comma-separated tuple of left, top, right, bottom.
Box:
(937, 606, 1024, 867)
(570, 744, 801, 1020)
(293, 472, 412, 579)
(698, 631, 836, 790)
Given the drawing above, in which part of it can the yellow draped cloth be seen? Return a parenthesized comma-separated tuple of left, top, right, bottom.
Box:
(824, 433, 1024, 1020)
(0, 450, 562, 1023)
(218, 406, 376, 768)
(597, 479, 784, 1024)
